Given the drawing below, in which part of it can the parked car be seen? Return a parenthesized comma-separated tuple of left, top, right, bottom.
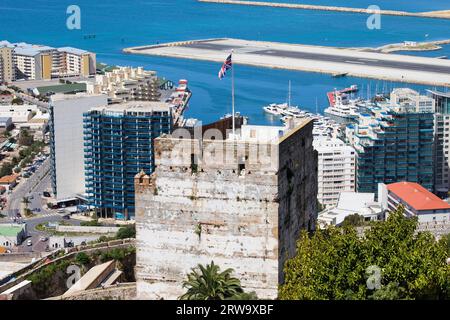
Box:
(40, 236, 48, 242)
(27, 239, 32, 246)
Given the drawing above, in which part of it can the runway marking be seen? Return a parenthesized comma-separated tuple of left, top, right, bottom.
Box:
(345, 60, 366, 64)
(358, 58, 379, 62)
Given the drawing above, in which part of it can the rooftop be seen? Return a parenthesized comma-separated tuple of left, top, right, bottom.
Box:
(58, 47, 89, 55)
(0, 224, 25, 237)
(89, 101, 171, 114)
(50, 92, 107, 102)
(36, 83, 87, 95)
(13, 47, 41, 57)
(0, 174, 19, 184)
(337, 192, 375, 212)
(318, 192, 382, 227)
(387, 182, 450, 211)
(427, 89, 450, 98)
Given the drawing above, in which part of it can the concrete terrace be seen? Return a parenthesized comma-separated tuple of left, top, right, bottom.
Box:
(124, 38, 450, 87)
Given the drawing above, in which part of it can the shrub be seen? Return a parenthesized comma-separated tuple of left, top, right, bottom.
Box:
(75, 252, 91, 265)
(116, 225, 136, 239)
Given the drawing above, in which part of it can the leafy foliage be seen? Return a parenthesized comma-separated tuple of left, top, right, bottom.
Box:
(180, 261, 247, 300)
(0, 162, 14, 177)
(99, 247, 135, 263)
(116, 225, 136, 239)
(18, 129, 33, 146)
(75, 252, 91, 265)
(342, 213, 366, 227)
(11, 97, 24, 105)
(280, 207, 450, 300)
(80, 219, 101, 227)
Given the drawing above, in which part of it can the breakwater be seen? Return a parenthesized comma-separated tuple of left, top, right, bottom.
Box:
(198, 0, 450, 20)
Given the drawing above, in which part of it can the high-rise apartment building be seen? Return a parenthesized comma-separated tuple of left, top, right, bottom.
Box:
(49, 93, 108, 202)
(83, 101, 172, 219)
(428, 90, 450, 196)
(135, 120, 318, 299)
(0, 43, 14, 83)
(87, 66, 161, 103)
(345, 89, 434, 195)
(0, 40, 96, 80)
(314, 137, 356, 207)
(13, 46, 53, 80)
(56, 47, 96, 77)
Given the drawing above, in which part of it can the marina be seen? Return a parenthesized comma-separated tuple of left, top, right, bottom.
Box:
(124, 38, 450, 87)
(261, 82, 341, 140)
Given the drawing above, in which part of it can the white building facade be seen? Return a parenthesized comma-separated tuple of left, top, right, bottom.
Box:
(314, 137, 356, 207)
(317, 192, 383, 228)
(49, 93, 108, 202)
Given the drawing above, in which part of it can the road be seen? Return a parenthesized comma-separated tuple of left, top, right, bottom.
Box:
(15, 92, 49, 111)
(17, 214, 80, 253)
(4, 157, 50, 219)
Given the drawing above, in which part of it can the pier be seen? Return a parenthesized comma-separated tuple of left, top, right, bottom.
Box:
(198, 0, 450, 20)
(124, 38, 450, 87)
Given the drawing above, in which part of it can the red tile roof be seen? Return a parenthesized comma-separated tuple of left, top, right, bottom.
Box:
(387, 182, 450, 211)
(0, 174, 18, 184)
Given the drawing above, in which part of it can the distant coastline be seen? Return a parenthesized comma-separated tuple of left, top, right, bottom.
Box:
(348, 39, 450, 54)
(198, 0, 450, 20)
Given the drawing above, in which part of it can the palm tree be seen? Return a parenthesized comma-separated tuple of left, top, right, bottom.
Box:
(22, 196, 32, 217)
(22, 197, 30, 208)
(179, 261, 244, 300)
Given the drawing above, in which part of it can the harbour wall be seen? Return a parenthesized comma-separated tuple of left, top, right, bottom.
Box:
(198, 0, 450, 20)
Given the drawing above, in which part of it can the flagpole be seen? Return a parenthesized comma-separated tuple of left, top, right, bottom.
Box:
(231, 49, 235, 137)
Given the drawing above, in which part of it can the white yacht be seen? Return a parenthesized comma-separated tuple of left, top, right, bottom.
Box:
(324, 89, 361, 125)
(263, 103, 288, 116)
(263, 81, 302, 117)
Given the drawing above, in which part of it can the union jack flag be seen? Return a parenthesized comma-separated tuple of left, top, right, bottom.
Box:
(218, 54, 232, 80)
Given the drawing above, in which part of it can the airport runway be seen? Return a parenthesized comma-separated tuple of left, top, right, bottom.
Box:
(124, 38, 450, 87)
(181, 42, 450, 75)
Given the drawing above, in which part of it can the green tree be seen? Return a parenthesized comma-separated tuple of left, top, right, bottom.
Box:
(18, 129, 33, 146)
(11, 97, 24, 105)
(0, 162, 14, 177)
(440, 233, 450, 256)
(279, 206, 450, 300)
(369, 282, 406, 300)
(75, 252, 91, 265)
(80, 219, 101, 227)
(342, 213, 366, 227)
(22, 196, 30, 208)
(116, 225, 136, 239)
(225, 291, 259, 300)
(179, 261, 245, 300)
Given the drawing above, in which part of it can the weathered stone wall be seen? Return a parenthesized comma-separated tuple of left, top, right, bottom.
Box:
(277, 120, 318, 283)
(135, 121, 317, 300)
(48, 283, 137, 300)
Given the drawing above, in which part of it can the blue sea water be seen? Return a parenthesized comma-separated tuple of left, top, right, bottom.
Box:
(0, 0, 449, 125)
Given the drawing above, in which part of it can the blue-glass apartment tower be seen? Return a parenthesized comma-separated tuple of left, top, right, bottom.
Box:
(83, 102, 172, 219)
(346, 105, 434, 195)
